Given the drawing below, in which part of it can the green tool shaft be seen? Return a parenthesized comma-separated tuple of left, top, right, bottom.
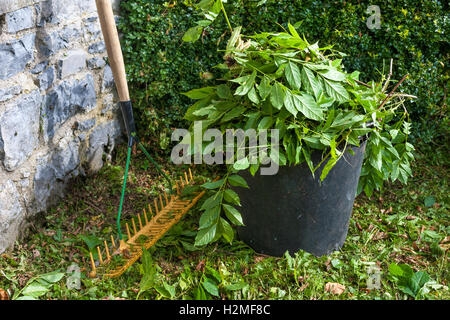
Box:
(117, 146, 132, 240)
(138, 142, 173, 194)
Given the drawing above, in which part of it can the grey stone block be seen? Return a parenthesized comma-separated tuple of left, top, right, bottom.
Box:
(34, 137, 80, 212)
(37, 26, 81, 57)
(5, 6, 34, 33)
(0, 0, 36, 15)
(0, 85, 22, 102)
(87, 57, 106, 69)
(88, 41, 106, 54)
(88, 120, 123, 172)
(0, 33, 35, 80)
(58, 49, 86, 79)
(0, 90, 42, 171)
(76, 118, 96, 132)
(0, 180, 24, 254)
(37, 66, 54, 91)
(102, 65, 115, 92)
(43, 74, 97, 140)
(31, 61, 49, 74)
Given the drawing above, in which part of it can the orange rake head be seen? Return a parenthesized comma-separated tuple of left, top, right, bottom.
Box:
(88, 168, 207, 278)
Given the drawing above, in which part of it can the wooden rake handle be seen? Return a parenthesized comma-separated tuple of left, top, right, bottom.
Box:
(95, 0, 130, 102)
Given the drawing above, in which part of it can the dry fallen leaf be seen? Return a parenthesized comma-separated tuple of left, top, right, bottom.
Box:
(0, 289, 9, 300)
(196, 259, 205, 272)
(324, 282, 345, 295)
(373, 231, 388, 241)
(405, 216, 417, 220)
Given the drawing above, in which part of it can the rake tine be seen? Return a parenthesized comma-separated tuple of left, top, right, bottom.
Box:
(148, 204, 154, 217)
(180, 176, 184, 188)
(132, 218, 137, 235)
(189, 168, 193, 181)
(175, 181, 180, 195)
(126, 223, 131, 240)
(154, 199, 159, 214)
(159, 194, 164, 208)
(137, 214, 143, 230)
(97, 246, 104, 265)
(111, 235, 116, 249)
(89, 252, 96, 275)
(164, 191, 169, 205)
(143, 208, 148, 224)
(104, 241, 111, 261)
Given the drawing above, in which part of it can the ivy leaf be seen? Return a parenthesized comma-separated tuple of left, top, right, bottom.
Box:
(182, 26, 204, 42)
(285, 61, 301, 90)
(270, 82, 285, 109)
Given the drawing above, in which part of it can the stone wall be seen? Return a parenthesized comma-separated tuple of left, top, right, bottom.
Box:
(0, 0, 124, 253)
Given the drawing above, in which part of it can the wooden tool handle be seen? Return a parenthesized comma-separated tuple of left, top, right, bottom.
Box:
(95, 0, 130, 101)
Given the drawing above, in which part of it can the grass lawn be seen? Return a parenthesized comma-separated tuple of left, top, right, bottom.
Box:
(0, 139, 448, 300)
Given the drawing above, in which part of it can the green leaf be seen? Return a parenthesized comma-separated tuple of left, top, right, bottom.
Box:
(202, 179, 224, 189)
(288, 22, 301, 38)
(199, 206, 221, 230)
(424, 196, 435, 208)
(224, 281, 248, 291)
(219, 218, 234, 243)
(221, 105, 246, 122)
(216, 84, 232, 99)
(228, 175, 249, 188)
(155, 282, 176, 298)
(235, 71, 256, 96)
(258, 116, 274, 130)
(21, 283, 50, 298)
(320, 157, 337, 181)
(202, 278, 220, 297)
(38, 271, 65, 284)
(233, 157, 250, 170)
(322, 78, 350, 103)
(292, 93, 323, 120)
(223, 189, 241, 206)
(301, 67, 322, 98)
(201, 194, 222, 211)
(222, 204, 244, 226)
(318, 69, 347, 82)
(283, 91, 298, 117)
(182, 26, 204, 42)
(195, 224, 217, 246)
(285, 61, 301, 90)
(258, 77, 271, 100)
(247, 87, 260, 104)
(182, 87, 215, 99)
(270, 82, 285, 109)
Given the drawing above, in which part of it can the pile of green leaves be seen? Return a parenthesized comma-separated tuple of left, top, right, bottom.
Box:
(118, 0, 447, 150)
(182, 23, 415, 246)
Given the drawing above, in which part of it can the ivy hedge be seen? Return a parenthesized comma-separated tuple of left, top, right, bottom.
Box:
(118, 0, 448, 151)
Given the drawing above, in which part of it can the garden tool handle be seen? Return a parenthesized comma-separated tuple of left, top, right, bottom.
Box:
(95, 0, 130, 102)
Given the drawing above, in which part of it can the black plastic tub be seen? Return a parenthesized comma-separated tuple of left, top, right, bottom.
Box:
(234, 141, 367, 257)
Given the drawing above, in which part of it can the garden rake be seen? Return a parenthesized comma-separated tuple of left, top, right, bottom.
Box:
(89, 0, 207, 278)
